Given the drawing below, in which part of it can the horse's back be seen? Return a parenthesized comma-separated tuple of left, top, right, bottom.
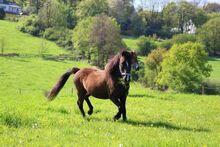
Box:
(74, 68, 109, 99)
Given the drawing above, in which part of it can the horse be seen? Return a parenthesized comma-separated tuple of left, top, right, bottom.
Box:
(45, 50, 139, 121)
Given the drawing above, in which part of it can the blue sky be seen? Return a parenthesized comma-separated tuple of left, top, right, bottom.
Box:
(134, 0, 220, 9)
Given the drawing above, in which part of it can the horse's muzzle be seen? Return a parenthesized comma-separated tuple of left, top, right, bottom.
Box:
(133, 63, 139, 71)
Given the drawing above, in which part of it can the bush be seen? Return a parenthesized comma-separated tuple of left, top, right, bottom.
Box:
(17, 15, 41, 36)
(159, 40, 172, 49)
(0, 8, 5, 20)
(144, 48, 167, 88)
(136, 36, 157, 55)
(43, 27, 73, 50)
(171, 34, 197, 44)
(157, 42, 212, 93)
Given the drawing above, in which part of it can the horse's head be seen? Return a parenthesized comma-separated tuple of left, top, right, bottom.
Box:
(119, 50, 139, 83)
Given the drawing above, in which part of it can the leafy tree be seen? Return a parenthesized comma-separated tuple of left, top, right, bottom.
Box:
(203, 3, 220, 13)
(108, 0, 139, 35)
(73, 15, 124, 67)
(90, 14, 123, 67)
(73, 16, 93, 60)
(76, 0, 108, 20)
(138, 10, 163, 36)
(162, 2, 178, 29)
(18, 0, 44, 14)
(162, 1, 207, 34)
(38, 0, 69, 28)
(136, 36, 157, 55)
(197, 17, 220, 56)
(157, 42, 212, 92)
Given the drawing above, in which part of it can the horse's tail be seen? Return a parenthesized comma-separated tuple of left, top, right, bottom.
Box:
(45, 67, 80, 101)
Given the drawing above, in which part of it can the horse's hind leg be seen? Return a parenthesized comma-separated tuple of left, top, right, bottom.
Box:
(85, 95, 93, 115)
(77, 92, 85, 117)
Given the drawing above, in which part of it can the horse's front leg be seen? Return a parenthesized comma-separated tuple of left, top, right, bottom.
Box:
(120, 96, 127, 121)
(110, 98, 121, 121)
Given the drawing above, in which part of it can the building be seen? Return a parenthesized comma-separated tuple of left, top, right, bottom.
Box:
(0, 0, 21, 15)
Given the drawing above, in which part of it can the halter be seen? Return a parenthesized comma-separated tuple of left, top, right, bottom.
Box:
(121, 72, 131, 82)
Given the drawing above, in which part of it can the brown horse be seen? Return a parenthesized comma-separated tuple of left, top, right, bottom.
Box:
(46, 50, 139, 121)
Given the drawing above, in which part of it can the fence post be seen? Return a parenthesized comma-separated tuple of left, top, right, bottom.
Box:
(202, 85, 205, 95)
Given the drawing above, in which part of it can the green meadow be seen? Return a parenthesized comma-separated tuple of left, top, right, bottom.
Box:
(0, 20, 220, 146)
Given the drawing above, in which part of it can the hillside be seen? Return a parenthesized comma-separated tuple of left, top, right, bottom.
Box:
(0, 20, 67, 55)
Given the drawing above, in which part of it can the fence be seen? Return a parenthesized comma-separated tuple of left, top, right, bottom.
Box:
(9, 86, 220, 96)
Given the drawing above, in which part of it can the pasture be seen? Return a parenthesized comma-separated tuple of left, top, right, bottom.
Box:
(0, 20, 220, 146)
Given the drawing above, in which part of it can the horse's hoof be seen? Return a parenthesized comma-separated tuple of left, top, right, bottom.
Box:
(113, 115, 121, 121)
(123, 117, 127, 121)
(88, 110, 93, 115)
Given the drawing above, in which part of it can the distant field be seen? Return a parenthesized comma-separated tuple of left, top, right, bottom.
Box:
(122, 36, 139, 51)
(0, 20, 67, 55)
(209, 58, 220, 81)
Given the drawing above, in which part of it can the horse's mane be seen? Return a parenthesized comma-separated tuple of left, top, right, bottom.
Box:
(104, 52, 122, 74)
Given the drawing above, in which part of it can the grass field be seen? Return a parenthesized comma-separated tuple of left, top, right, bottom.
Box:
(0, 20, 67, 55)
(209, 58, 220, 81)
(0, 56, 220, 146)
(0, 20, 220, 146)
(122, 36, 139, 51)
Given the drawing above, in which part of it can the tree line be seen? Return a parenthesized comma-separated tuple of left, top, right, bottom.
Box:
(3, 0, 218, 59)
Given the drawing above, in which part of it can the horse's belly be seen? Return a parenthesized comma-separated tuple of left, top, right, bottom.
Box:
(90, 88, 109, 99)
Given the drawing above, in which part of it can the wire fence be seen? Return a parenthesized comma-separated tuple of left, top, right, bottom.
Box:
(4, 85, 220, 97)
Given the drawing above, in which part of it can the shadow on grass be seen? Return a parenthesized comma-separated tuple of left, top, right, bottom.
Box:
(123, 120, 210, 132)
(128, 94, 173, 101)
(128, 94, 154, 98)
(85, 117, 210, 132)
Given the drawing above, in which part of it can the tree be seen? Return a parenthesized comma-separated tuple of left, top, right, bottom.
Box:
(38, 0, 69, 28)
(203, 3, 220, 13)
(162, 1, 207, 34)
(73, 15, 124, 67)
(108, 0, 143, 35)
(90, 14, 123, 67)
(76, 0, 109, 20)
(197, 17, 220, 56)
(19, 0, 44, 14)
(138, 9, 164, 36)
(73, 16, 93, 60)
(157, 42, 212, 92)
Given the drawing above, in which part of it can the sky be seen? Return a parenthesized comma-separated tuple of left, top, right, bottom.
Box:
(134, 0, 220, 9)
